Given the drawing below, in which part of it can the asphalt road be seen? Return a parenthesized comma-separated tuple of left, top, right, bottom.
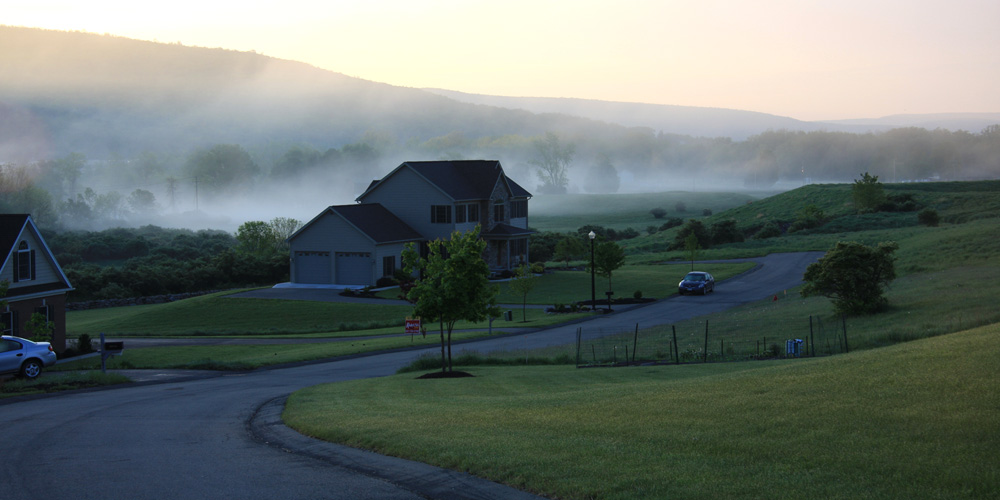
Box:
(0, 252, 822, 500)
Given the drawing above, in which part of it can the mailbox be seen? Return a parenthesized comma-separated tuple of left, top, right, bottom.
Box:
(104, 341, 124, 353)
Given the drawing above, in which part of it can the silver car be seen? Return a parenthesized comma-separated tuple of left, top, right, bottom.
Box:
(0, 336, 57, 379)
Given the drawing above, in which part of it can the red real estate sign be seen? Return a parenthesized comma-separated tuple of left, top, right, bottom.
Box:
(405, 318, 421, 335)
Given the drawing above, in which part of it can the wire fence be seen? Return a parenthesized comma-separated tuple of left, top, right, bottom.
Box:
(575, 314, 850, 367)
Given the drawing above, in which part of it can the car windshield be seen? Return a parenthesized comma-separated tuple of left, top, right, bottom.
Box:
(684, 274, 705, 282)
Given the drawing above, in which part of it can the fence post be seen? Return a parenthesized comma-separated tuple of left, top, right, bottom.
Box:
(575, 327, 581, 367)
(633, 324, 639, 363)
(703, 320, 709, 363)
(809, 316, 815, 357)
(842, 315, 849, 353)
(672, 325, 679, 364)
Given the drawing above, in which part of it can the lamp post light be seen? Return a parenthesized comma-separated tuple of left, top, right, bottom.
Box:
(588, 230, 596, 312)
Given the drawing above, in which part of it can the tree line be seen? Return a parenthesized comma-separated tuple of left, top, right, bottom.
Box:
(46, 219, 298, 301)
(3, 125, 998, 233)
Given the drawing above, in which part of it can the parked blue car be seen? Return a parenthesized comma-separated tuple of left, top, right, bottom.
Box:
(0, 336, 57, 379)
(678, 271, 715, 295)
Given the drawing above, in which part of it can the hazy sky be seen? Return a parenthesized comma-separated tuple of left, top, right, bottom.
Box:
(5, 0, 999, 121)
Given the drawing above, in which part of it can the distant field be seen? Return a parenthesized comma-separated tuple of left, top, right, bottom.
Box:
(529, 191, 757, 233)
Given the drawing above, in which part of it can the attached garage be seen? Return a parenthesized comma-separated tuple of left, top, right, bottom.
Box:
(287, 204, 422, 287)
(293, 251, 331, 284)
(335, 252, 372, 286)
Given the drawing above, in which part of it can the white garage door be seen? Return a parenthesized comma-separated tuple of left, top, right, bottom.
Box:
(294, 251, 331, 284)
(336, 252, 372, 286)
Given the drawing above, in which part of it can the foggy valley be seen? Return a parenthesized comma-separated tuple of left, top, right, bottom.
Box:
(2, 26, 999, 233)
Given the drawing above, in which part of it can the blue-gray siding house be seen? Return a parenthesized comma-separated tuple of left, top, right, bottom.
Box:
(287, 160, 532, 286)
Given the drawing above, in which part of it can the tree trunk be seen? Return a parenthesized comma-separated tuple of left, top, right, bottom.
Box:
(439, 318, 446, 373)
(447, 328, 453, 372)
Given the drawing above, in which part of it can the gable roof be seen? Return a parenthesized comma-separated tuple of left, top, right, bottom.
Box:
(357, 160, 532, 202)
(289, 203, 423, 245)
(0, 214, 74, 299)
(0, 214, 29, 259)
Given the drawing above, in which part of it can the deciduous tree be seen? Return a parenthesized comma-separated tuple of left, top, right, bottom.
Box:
(508, 264, 538, 322)
(802, 240, 898, 315)
(553, 235, 586, 268)
(529, 132, 574, 194)
(592, 240, 625, 292)
(852, 172, 886, 213)
(402, 226, 499, 372)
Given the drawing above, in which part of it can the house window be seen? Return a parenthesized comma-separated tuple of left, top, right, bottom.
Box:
(468, 204, 479, 223)
(382, 256, 396, 277)
(493, 200, 505, 223)
(456, 205, 466, 223)
(14, 241, 35, 282)
(431, 205, 452, 224)
(511, 200, 527, 218)
(1, 310, 16, 336)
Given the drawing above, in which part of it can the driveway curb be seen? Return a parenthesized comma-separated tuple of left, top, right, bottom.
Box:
(248, 396, 546, 500)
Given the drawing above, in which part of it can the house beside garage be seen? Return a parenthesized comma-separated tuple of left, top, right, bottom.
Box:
(0, 214, 74, 352)
(287, 160, 533, 287)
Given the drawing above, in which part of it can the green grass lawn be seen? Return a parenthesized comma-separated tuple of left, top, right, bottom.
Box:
(51, 329, 507, 371)
(67, 291, 591, 339)
(377, 262, 756, 305)
(0, 371, 131, 398)
(284, 323, 1000, 500)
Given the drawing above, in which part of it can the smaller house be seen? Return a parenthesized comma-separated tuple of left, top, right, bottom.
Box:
(287, 160, 533, 287)
(0, 214, 74, 352)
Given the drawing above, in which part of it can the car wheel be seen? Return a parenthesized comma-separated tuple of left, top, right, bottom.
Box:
(20, 359, 43, 379)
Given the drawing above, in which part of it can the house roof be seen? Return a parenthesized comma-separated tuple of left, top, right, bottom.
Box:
(290, 203, 423, 245)
(0, 214, 29, 259)
(358, 160, 532, 202)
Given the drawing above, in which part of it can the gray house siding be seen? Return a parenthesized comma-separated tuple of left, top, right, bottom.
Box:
(359, 167, 456, 240)
(1, 229, 60, 286)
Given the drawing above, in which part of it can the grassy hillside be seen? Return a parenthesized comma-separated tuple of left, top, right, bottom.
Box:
(285, 323, 1000, 500)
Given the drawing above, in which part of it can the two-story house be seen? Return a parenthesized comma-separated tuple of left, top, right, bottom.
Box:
(287, 160, 533, 287)
(0, 214, 74, 352)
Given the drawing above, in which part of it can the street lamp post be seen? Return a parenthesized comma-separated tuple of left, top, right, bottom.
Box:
(588, 230, 596, 312)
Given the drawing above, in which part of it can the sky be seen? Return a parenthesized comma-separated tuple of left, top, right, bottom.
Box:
(4, 0, 999, 121)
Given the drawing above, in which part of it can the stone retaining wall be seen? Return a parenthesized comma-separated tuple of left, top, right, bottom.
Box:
(67, 291, 222, 310)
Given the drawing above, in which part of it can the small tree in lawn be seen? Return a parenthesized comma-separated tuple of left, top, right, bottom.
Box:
(508, 264, 538, 322)
(801, 240, 898, 315)
(553, 235, 586, 268)
(402, 226, 499, 373)
(593, 240, 626, 293)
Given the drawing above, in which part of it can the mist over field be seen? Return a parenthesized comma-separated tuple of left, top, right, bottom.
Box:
(2, 26, 999, 233)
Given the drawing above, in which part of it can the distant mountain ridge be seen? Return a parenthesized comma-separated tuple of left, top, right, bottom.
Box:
(423, 89, 1000, 139)
(1, 26, 997, 163)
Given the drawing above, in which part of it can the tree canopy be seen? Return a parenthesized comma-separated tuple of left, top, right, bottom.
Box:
(802, 240, 898, 315)
(402, 226, 500, 372)
(529, 132, 574, 194)
(592, 240, 626, 292)
(852, 172, 886, 213)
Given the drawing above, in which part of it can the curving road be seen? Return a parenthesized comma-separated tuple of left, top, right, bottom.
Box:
(0, 252, 821, 500)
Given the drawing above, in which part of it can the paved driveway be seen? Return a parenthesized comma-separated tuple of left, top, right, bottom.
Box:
(1, 252, 821, 500)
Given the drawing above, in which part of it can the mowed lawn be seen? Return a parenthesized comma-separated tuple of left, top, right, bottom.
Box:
(284, 323, 1000, 500)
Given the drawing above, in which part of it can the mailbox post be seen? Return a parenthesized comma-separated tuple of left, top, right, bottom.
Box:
(99, 332, 124, 374)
